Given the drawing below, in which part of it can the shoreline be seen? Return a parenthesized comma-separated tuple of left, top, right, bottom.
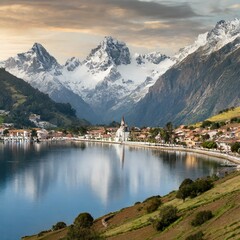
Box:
(2, 138, 240, 165)
(75, 139, 240, 165)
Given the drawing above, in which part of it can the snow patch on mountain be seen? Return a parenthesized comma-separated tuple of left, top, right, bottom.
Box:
(174, 32, 208, 62)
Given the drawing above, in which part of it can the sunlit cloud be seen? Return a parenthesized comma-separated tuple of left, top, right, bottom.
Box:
(229, 4, 240, 9)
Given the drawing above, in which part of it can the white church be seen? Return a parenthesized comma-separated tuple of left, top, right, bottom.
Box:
(115, 117, 130, 142)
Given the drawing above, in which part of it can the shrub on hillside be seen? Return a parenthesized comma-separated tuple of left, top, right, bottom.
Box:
(74, 212, 94, 228)
(144, 196, 162, 213)
(67, 226, 104, 240)
(191, 210, 213, 226)
(67, 212, 104, 240)
(176, 178, 213, 201)
(176, 183, 194, 201)
(146, 199, 162, 213)
(143, 195, 161, 202)
(153, 205, 178, 231)
(185, 231, 204, 240)
(179, 178, 194, 188)
(231, 142, 240, 153)
(194, 179, 213, 194)
(201, 121, 212, 128)
(52, 221, 67, 231)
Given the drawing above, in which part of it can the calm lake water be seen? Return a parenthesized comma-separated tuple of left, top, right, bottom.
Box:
(0, 141, 223, 240)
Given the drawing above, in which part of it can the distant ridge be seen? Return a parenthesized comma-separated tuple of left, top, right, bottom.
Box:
(0, 68, 88, 127)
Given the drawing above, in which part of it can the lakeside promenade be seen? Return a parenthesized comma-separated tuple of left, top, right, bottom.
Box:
(2, 137, 240, 165)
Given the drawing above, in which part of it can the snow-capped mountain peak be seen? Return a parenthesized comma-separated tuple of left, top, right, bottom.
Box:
(208, 19, 240, 40)
(84, 36, 131, 71)
(175, 18, 240, 62)
(205, 18, 240, 52)
(30, 42, 60, 71)
(3, 42, 61, 74)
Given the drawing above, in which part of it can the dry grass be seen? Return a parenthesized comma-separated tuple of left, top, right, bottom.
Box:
(207, 107, 240, 122)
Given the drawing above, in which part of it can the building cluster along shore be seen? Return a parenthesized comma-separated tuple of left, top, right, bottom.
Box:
(1, 116, 240, 165)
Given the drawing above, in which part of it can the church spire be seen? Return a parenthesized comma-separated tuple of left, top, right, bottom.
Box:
(121, 116, 125, 126)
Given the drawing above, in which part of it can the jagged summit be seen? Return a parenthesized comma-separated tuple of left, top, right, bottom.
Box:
(135, 52, 169, 65)
(29, 43, 60, 71)
(206, 18, 240, 46)
(32, 42, 45, 52)
(211, 18, 240, 36)
(65, 57, 81, 71)
(84, 36, 131, 70)
(2, 42, 60, 73)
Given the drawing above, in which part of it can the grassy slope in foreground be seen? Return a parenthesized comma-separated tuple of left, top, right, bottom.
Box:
(23, 171, 240, 240)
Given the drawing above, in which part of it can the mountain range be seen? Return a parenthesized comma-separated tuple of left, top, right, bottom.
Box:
(1, 18, 240, 126)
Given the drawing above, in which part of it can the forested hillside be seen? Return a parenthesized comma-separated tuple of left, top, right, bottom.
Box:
(0, 68, 88, 127)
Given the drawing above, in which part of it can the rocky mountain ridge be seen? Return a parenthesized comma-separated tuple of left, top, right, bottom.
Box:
(127, 19, 240, 126)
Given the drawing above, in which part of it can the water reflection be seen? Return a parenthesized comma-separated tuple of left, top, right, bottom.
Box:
(0, 143, 222, 202)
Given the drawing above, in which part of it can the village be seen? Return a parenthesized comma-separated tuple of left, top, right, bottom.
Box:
(0, 114, 240, 157)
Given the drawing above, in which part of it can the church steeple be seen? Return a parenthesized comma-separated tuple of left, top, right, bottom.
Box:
(121, 116, 125, 127)
(115, 116, 130, 142)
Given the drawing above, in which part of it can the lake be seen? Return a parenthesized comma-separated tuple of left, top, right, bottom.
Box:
(0, 141, 223, 240)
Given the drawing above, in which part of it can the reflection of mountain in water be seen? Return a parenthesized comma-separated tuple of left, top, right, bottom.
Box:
(0, 142, 87, 200)
(0, 143, 221, 204)
(151, 150, 220, 179)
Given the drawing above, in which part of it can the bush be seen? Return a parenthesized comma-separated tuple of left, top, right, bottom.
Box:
(201, 121, 212, 128)
(67, 212, 104, 240)
(52, 221, 67, 231)
(143, 195, 161, 202)
(67, 225, 104, 240)
(231, 142, 240, 153)
(176, 184, 194, 201)
(202, 141, 218, 149)
(186, 231, 204, 240)
(176, 178, 194, 201)
(191, 210, 213, 226)
(74, 212, 94, 228)
(153, 205, 178, 231)
(179, 178, 193, 188)
(145, 197, 162, 213)
(37, 230, 51, 237)
(176, 178, 213, 201)
(194, 179, 213, 194)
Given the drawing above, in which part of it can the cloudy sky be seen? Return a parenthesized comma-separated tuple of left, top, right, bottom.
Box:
(0, 0, 239, 63)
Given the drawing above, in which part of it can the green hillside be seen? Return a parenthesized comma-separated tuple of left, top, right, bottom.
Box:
(207, 107, 240, 122)
(0, 68, 88, 127)
(23, 171, 240, 240)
